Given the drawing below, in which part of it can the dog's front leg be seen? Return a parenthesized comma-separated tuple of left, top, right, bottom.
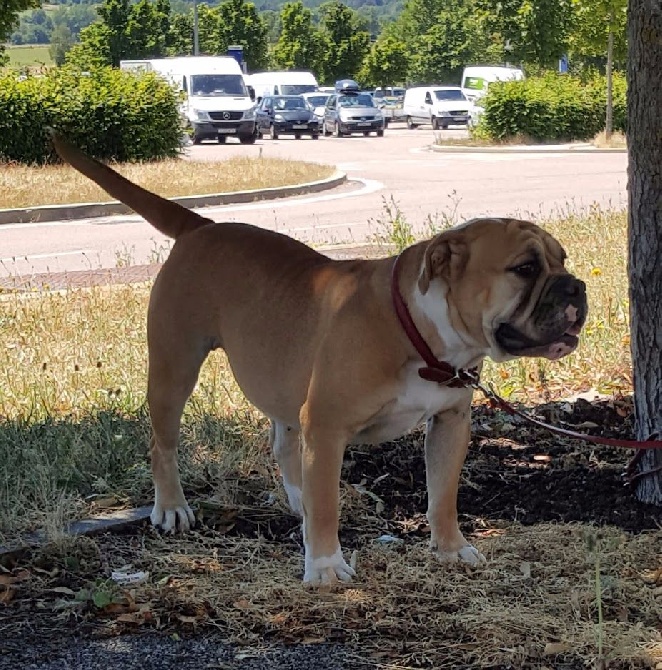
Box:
(300, 419, 355, 585)
(425, 400, 485, 566)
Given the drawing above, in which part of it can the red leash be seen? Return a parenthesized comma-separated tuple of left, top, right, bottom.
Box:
(391, 253, 662, 482)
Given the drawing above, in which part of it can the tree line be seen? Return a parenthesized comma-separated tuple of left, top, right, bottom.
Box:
(3, 0, 626, 87)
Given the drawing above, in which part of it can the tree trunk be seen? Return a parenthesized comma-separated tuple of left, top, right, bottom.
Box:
(627, 0, 662, 505)
(605, 16, 614, 139)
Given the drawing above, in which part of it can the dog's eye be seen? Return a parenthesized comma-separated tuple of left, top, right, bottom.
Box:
(510, 262, 539, 279)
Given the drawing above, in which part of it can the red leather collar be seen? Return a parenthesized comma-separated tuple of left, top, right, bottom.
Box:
(391, 253, 478, 388)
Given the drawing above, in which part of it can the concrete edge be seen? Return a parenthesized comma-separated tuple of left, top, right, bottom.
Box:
(0, 171, 347, 226)
(430, 143, 627, 154)
(0, 506, 152, 559)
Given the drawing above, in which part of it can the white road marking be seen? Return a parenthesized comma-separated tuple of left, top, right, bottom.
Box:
(0, 177, 384, 230)
(0, 249, 95, 262)
(202, 177, 384, 214)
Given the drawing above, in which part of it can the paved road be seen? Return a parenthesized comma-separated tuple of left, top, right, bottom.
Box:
(0, 125, 627, 277)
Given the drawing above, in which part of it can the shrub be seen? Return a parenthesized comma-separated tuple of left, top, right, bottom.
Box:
(476, 72, 627, 143)
(0, 66, 183, 164)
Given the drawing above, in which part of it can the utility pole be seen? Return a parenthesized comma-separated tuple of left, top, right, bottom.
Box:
(193, 0, 199, 56)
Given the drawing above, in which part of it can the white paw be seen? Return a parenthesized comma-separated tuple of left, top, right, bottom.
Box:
(283, 481, 303, 517)
(434, 543, 486, 567)
(303, 547, 356, 585)
(150, 500, 195, 533)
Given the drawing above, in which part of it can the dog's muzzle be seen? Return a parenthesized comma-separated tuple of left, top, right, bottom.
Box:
(495, 275, 588, 360)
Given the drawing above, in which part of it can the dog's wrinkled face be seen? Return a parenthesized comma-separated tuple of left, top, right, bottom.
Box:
(419, 218, 587, 362)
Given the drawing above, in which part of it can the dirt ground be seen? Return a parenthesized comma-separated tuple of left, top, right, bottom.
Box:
(1, 396, 661, 669)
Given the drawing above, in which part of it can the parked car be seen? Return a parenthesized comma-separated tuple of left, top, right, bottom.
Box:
(461, 65, 524, 102)
(255, 95, 320, 139)
(372, 86, 406, 126)
(323, 81, 384, 137)
(402, 86, 472, 129)
(301, 91, 332, 123)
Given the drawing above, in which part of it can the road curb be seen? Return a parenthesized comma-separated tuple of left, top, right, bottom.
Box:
(430, 143, 627, 154)
(0, 506, 152, 560)
(0, 170, 347, 225)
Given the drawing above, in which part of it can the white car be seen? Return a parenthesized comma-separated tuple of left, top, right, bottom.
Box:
(402, 86, 472, 130)
(301, 91, 332, 124)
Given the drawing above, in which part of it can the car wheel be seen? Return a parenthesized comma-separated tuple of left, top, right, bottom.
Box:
(335, 122, 343, 137)
(217, 136, 226, 144)
(192, 136, 202, 145)
(270, 124, 278, 140)
(311, 133, 320, 140)
(431, 116, 440, 130)
(384, 118, 390, 128)
(363, 131, 370, 136)
(239, 133, 256, 145)
(323, 124, 331, 137)
(294, 133, 301, 140)
(376, 129, 384, 137)
(406, 116, 417, 130)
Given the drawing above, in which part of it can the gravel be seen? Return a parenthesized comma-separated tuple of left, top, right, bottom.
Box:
(0, 634, 374, 670)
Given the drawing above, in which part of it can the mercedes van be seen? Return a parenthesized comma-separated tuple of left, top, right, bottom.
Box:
(120, 56, 257, 144)
(402, 86, 471, 129)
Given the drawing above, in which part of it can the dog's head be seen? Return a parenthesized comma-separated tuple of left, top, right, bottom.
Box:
(418, 217, 587, 362)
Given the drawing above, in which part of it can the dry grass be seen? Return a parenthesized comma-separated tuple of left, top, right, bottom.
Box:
(0, 157, 335, 209)
(593, 130, 628, 149)
(5, 524, 661, 668)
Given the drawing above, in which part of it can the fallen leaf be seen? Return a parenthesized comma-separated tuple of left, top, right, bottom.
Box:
(49, 587, 76, 596)
(544, 642, 571, 655)
(0, 587, 16, 605)
(176, 614, 198, 624)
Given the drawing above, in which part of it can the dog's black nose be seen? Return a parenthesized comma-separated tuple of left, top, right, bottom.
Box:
(554, 276, 586, 301)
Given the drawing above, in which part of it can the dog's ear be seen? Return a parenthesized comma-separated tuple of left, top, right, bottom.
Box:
(418, 231, 469, 294)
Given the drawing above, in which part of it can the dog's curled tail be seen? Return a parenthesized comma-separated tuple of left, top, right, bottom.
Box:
(48, 130, 209, 240)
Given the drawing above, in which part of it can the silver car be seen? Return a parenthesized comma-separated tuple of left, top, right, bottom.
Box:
(323, 91, 384, 138)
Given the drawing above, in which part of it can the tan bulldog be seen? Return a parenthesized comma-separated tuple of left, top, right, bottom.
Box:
(51, 134, 587, 585)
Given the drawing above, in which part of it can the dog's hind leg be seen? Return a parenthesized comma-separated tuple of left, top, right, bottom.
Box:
(270, 420, 303, 517)
(147, 336, 209, 533)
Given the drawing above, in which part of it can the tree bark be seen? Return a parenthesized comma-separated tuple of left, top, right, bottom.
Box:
(627, 0, 662, 505)
(605, 15, 614, 139)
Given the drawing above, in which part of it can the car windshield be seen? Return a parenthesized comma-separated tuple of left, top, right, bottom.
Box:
(304, 94, 330, 108)
(273, 96, 307, 110)
(190, 74, 247, 97)
(338, 93, 375, 108)
(434, 89, 467, 101)
(374, 88, 405, 99)
(280, 84, 317, 95)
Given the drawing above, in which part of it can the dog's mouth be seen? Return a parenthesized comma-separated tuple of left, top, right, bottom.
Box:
(495, 314, 585, 361)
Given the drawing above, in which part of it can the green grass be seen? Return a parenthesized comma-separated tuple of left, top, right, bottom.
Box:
(6, 44, 53, 67)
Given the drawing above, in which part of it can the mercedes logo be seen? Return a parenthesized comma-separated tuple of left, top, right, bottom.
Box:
(222, 112, 231, 120)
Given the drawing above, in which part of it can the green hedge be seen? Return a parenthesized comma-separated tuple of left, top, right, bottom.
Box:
(0, 66, 183, 164)
(476, 72, 627, 142)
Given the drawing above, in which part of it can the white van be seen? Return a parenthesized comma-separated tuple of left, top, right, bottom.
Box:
(402, 86, 472, 129)
(246, 71, 318, 101)
(120, 56, 257, 144)
(461, 65, 525, 102)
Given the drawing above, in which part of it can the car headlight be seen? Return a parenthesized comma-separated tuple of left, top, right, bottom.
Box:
(374, 111, 383, 120)
(191, 109, 211, 122)
(439, 111, 451, 117)
(242, 108, 255, 121)
(274, 114, 284, 121)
